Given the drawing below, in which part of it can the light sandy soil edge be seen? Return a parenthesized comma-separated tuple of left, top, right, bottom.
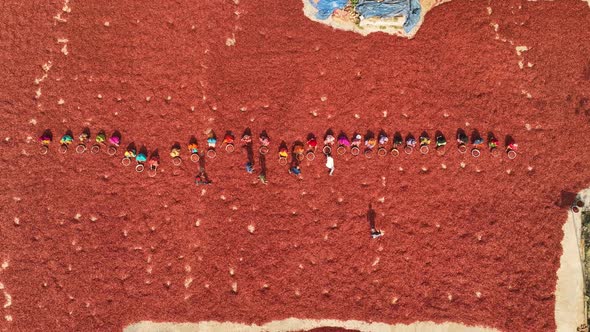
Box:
(124, 319, 498, 332)
(555, 189, 587, 331)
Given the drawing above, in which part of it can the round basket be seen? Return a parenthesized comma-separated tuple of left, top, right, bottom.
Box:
(391, 148, 399, 157)
(148, 167, 157, 177)
(75, 144, 86, 154)
(107, 146, 117, 156)
(507, 150, 517, 160)
(207, 149, 217, 159)
(135, 164, 145, 173)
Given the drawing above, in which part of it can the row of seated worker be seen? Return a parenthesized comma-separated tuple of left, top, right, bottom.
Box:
(38, 127, 519, 164)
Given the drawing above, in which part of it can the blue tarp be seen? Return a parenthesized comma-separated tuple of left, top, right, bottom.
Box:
(356, 0, 422, 33)
(309, 0, 349, 20)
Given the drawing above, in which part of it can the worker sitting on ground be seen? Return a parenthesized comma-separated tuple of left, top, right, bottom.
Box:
(223, 132, 235, 145)
(293, 144, 305, 155)
(170, 147, 181, 158)
(39, 134, 52, 145)
(378, 133, 388, 146)
(393, 134, 403, 147)
(406, 136, 416, 148)
(207, 132, 217, 148)
(279, 147, 288, 159)
(136, 151, 147, 163)
(507, 141, 518, 151)
(188, 143, 198, 154)
(365, 137, 377, 150)
(436, 135, 446, 147)
(324, 133, 335, 146)
(337, 133, 350, 147)
(259, 133, 270, 146)
(241, 133, 252, 144)
(60, 134, 73, 146)
(351, 134, 362, 147)
(124, 148, 137, 159)
(457, 132, 468, 145)
(419, 135, 430, 146)
(95, 132, 106, 144)
(307, 135, 317, 149)
(109, 135, 120, 146)
(148, 155, 159, 169)
(79, 132, 89, 143)
(489, 137, 499, 149)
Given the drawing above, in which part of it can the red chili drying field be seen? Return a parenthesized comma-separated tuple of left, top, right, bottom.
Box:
(1, 0, 590, 331)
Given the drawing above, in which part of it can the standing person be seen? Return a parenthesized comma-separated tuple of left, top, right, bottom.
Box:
(288, 157, 302, 178)
(195, 152, 212, 185)
(325, 152, 335, 176)
(242, 128, 255, 173)
(367, 204, 383, 238)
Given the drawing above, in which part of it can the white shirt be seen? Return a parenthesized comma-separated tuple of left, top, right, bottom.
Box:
(325, 155, 334, 169)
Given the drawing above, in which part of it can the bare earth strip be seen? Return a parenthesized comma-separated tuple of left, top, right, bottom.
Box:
(555, 189, 588, 331)
(125, 319, 498, 332)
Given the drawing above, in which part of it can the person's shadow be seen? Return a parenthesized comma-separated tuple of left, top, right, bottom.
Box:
(367, 204, 376, 230)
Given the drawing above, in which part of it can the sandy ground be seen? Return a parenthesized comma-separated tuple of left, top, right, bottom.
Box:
(555, 189, 588, 331)
(2, 1, 590, 332)
(125, 319, 498, 332)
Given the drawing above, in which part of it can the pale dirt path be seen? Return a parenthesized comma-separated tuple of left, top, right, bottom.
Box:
(125, 319, 498, 332)
(555, 189, 587, 331)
